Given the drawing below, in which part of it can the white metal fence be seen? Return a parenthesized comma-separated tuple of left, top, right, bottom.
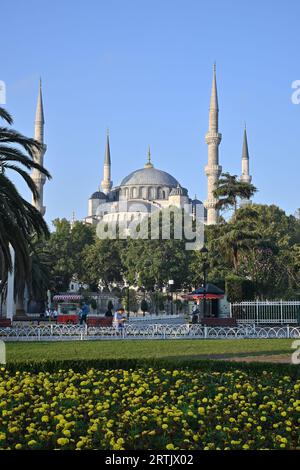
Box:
(230, 300, 300, 324)
(0, 323, 299, 341)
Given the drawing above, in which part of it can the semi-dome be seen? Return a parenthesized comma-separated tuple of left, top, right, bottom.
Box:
(90, 191, 107, 200)
(169, 185, 188, 196)
(120, 167, 179, 187)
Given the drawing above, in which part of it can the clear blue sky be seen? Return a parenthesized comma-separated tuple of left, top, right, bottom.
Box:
(2, 0, 300, 227)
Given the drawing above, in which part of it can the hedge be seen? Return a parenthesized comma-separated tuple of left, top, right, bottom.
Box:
(4, 357, 300, 378)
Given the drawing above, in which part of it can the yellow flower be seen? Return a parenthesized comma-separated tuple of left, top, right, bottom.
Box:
(28, 440, 37, 446)
(57, 437, 69, 446)
(166, 443, 175, 450)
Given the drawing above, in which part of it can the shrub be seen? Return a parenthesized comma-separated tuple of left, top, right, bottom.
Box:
(226, 275, 255, 302)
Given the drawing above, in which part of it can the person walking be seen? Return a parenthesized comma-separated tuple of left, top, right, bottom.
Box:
(53, 308, 58, 322)
(191, 302, 200, 324)
(113, 308, 126, 334)
(45, 308, 51, 321)
(81, 302, 90, 325)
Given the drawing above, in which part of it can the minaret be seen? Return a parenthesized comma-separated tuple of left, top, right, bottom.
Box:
(240, 125, 252, 184)
(70, 211, 76, 229)
(101, 129, 112, 194)
(204, 63, 222, 225)
(240, 125, 252, 205)
(31, 79, 47, 216)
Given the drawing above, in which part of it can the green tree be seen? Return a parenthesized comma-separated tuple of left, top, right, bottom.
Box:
(81, 238, 123, 289)
(140, 299, 148, 316)
(45, 219, 94, 292)
(214, 172, 257, 214)
(122, 288, 138, 313)
(214, 209, 262, 273)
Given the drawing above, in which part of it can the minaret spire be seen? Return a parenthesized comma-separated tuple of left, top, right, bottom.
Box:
(101, 130, 112, 194)
(31, 79, 47, 215)
(240, 125, 252, 203)
(34, 78, 44, 142)
(204, 63, 222, 225)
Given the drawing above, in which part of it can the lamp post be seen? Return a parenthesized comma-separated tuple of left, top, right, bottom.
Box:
(126, 286, 130, 320)
(200, 246, 209, 319)
(168, 280, 174, 315)
(0, 280, 2, 317)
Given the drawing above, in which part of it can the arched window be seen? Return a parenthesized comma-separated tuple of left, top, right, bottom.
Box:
(149, 187, 156, 200)
(142, 187, 147, 199)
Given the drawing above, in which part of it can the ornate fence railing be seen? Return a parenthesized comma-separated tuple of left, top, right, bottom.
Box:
(128, 314, 183, 322)
(0, 323, 299, 341)
(230, 300, 300, 324)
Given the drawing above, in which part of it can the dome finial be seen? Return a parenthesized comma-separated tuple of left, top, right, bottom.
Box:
(144, 146, 153, 168)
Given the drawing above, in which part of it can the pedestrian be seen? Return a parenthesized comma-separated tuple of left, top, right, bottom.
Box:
(105, 308, 113, 317)
(191, 302, 199, 324)
(45, 308, 51, 321)
(81, 302, 90, 324)
(78, 308, 83, 325)
(53, 308, 58, 322)
(113, 307, 126, 334)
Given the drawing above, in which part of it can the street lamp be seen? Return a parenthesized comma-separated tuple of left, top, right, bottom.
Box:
(126, 285, 130, 320)
(200, 246, 209, 318)
(0, 280, 2, 317)
(168, 280, 174, 315)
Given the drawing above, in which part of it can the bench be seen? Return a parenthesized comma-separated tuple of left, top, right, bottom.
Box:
(87, 317, 113, 327)
(201, 317, 237, 327)
(0, 319, 12, 327)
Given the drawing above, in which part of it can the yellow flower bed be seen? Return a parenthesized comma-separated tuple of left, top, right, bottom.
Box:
(0, 367, 299, 450)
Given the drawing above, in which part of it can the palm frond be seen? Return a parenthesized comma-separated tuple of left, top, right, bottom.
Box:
(0, 107, 13, 125)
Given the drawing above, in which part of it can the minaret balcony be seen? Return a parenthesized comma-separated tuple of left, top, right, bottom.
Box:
(205, 132, 222, 145)
(205, 164, 222, 177)
(204, 199, 219, 209)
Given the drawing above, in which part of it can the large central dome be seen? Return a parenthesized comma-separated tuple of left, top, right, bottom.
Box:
(120, 167, 179, 187)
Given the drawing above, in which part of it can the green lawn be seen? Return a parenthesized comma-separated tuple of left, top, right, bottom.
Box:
(5, 338, 294, 363)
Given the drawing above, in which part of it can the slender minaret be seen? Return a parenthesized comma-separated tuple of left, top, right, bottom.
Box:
(70, 211, 76, 229)
(101, 129, 112, 194)
(204, 63, 222, 225)
(240, 125, 252, 184)
(240, 125, 252, 205)
(31, 79, 47, 215)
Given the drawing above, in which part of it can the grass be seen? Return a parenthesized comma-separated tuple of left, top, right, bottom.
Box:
(5, 338, 295, 364)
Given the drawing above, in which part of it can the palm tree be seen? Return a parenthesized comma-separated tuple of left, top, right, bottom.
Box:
(0, 106, 51, 282)
(214, 172, 257, 213)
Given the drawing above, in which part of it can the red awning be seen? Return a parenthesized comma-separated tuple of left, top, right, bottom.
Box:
(184, 294, 224, 301)
(53, 295, 83, 302)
